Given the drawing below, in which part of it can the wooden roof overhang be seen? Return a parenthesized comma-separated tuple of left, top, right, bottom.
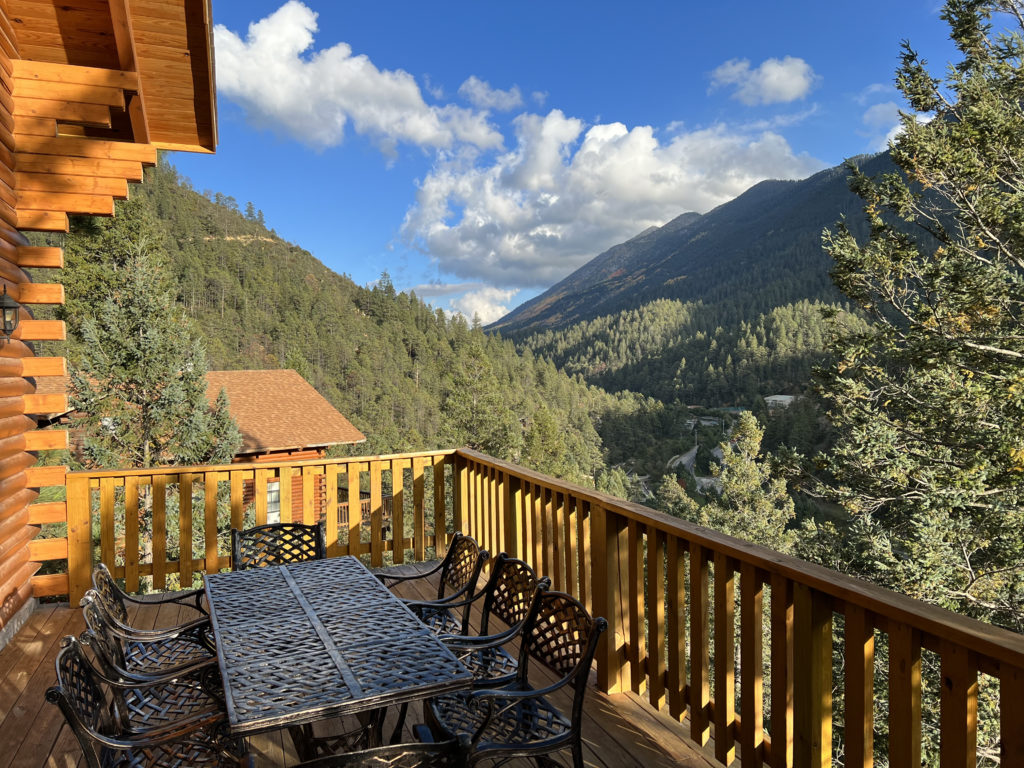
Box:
(7, 0, 216, 153)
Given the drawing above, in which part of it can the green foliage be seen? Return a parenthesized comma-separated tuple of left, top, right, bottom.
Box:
(659, 413, 796, 553)
(66, 197, 240, 469)
(519, 298, 865, 406)
(816, 0, 1024, 634)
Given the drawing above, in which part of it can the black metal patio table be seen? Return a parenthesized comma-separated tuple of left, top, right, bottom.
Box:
(204, 556, 474, 736)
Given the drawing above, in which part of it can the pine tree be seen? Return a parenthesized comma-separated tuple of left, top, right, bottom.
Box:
(816, 0, 1024, 632)
(70, 199, 241, 469)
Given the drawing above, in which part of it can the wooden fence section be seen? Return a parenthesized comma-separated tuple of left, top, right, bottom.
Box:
(64, 450, 456, 603)
(451, 448, 1024, 768)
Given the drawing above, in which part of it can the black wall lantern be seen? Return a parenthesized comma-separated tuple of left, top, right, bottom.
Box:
(0, 285, 19, 342)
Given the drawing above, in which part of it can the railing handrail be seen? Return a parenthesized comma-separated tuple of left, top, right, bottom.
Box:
(66, 448, 457, 482)
(455, 447, 1024, 669)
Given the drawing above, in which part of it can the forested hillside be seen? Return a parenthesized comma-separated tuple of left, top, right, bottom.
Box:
(45, 159, 639, 487)
(519, 297, 866, 404)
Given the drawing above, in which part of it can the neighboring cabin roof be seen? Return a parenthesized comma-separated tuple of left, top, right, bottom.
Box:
(206, 370, 366, 455)
(8, 0, 217, 152)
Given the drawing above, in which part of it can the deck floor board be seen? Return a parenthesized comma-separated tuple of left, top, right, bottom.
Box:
(0, 561, 718, 767)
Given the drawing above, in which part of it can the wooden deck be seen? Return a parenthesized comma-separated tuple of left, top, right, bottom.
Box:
(0, 563, 718, 768)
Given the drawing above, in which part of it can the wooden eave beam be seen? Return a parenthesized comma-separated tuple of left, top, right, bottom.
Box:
(109, 0, 150, 145)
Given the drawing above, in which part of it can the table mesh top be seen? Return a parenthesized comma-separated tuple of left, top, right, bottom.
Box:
(205, 557, 472, 734)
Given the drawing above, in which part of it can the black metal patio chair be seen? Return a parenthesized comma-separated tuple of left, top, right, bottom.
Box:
(376, 532, 488, 605)
(230, 521, 326, 570)
(424, 590, 607, 768)
(46, 636, 252, 768)
(81, 592, 215, 681)
(408, 553, 550, 685)
(91, 562, 208, 628)
(77, 629, 224, 732)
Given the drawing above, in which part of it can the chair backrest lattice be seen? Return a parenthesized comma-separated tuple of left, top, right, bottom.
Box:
(80, 595, 130, 669)
(231, 522, 326, 570)
(478, 553, 548, 636)
(47, 637, 119, 768)
(517, 589, 607, 697)
(91, 563, 130, 625)
(436, 533, 486, 600)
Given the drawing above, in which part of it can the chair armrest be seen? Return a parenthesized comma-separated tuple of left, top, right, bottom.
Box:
(122, 588, 208, 616)
(377, 560, 444, 587)
(438, 620, 521, 649)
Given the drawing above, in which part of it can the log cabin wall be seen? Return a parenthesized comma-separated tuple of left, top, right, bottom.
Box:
(0, 0, 215, 645)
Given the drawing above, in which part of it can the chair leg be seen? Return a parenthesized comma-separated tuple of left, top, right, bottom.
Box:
(389, 702, 409, 745)
(572, 740, 584, 768)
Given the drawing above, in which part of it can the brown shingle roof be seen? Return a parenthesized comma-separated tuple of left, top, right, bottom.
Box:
(206, 370, 365, 455)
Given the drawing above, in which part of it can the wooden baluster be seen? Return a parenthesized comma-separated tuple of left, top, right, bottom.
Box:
(531, 484, 543, 572)
(648, 529, 666, 710)
(229, 469, 244, 533)
(666, 535, 686, 721)
(689, 542, 710, 746)
(794, 583, 832, 768)
(100, 476, 115, 570)
(254, 468, 268, 527)
(740, 562, 764, 768)
(348, 463, 362, 558)
(204, 472, 219, 574)
(370, 460, 383, 567)
(391, 458, 405, 563)
(301, 466, 315, 525)
(844, 605, 874, 768)
(939, 641, 977, 768)
(888, 622, 921, 768)
(433, 457, 447, 551)
(279, 466, 293, 523)
(1001, 664, 1024, 765)
(453, 455, 467, 536)
(578, 500, 590, 613)
(412, 457, 426, 561)
(179, 473, 193, 588)
(66, 473, 92, 605)
(491, 468, 502, 558)
(771, 573, 794, 768)
(627, 519, 646, 694)
(124, 476, 139, 592)
(324, 464, 339, 556)
(540, 487, 552, 579)
(151, 475, 167, 592)
(564, 494, 576, 596)
(714, 552, 737, 765)
(478, 463, 487, 549)
(506, 474, 522, 559)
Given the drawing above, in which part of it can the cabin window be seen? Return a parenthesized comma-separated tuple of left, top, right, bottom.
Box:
(267, 481, 281, 524)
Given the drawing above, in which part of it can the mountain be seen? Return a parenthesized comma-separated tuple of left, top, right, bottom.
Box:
(491, 153, 892, 338)
(45, 160, 645, 488)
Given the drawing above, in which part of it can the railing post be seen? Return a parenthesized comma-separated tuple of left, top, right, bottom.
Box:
(592, 503, 628, 694)
(452, 453, 467, 536)
(793, 583, 832, 768)
(65, 473, 91, 606)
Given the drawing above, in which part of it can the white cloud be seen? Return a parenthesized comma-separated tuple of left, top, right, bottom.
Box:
(532, 91, 549, 106)
(862, 101, 901, 130)
(402, 110, 824, 288)
(458, 76, 523, 111)
(856, 82, 895, 105)
(710, 56, 819, 106)
(449, 287, 520, 324)
(214, 1, 502, 152)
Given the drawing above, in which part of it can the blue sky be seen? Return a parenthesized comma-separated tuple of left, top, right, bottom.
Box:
(170, 1, 959, 323)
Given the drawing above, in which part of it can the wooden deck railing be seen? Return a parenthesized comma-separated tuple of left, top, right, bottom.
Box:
(65, 450, 455, 603)
(64, 447, 1024, 766)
